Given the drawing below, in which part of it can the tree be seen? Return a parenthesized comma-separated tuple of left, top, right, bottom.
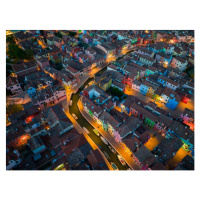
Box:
(7, 43, 26, 61)
(108, 87, 124, 98)
(6, 35, 15, 44)
(55, 32, 63, 39)
(6, 89, 12, 97)
(68, 31, 76, 37)
(6, 104, 23, 116)
(25, 49, 34, 60)
(40, 30, 44, 35)
(7, 43, 34, 61)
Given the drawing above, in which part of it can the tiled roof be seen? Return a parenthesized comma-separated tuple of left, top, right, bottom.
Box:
(158, 75, 179, 86)
(170, 121, 194, 143)
(135, 144, 158, 165)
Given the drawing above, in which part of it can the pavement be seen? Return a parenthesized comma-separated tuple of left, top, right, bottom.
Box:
(78, 99, 141, 170)
(124, 84, 194, 119)
(64, 93, 113, 170)
(167, 147, 190, 169)
(62, 47, 139, 170)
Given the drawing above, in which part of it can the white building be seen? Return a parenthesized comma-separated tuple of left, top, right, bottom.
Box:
(171, 57, 188, 71)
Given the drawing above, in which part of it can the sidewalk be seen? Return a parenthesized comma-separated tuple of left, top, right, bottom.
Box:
(124, 84, 192, 118)
(64, 94, 113, 170)
(78, 99, 141, 170)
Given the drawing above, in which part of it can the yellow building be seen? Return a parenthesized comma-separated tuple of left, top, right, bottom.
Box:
(99, 77, 112, 91)
(146, 87, 155, 98)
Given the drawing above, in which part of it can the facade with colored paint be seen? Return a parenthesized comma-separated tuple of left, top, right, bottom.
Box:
(153, 122, 167, 136)
(160, 88, 181, 110)
(171, 57, 188, 71)
(155, 52, 172, 66)
(153, 93, 162, 102)
(140, 84, 148, 95)
(166, 121, 194, 156)
(157, 75, 179, 91)
(162, 45, 175, 55)
(144, 118, 156, 129)
(166, 96, 180, 110)
(180, 108, 194, 131)
(135, 47, 154, 57)
(138, 54, 156, 66)
(99, 77, 112, 91)
(146, 86, 156, 98)
(175, 89, 192, 104)
(26, 86, 37, 98)
(140, 81, 157, 98)
(132, 80, 141, 92)
(145, 66, 157, 77)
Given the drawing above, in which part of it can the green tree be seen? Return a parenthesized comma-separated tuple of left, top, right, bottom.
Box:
(108, 87, 124, 98)
(6, 35, 15, 44)
(6, 104, 23, 116)
(55, 32, 63, 39)
(7, 43, 26, 61)
(68, 31, 76, 37)
(6, 89, 12, 97)
(25, 49, 34, 60)
(40, 30, 44, 35)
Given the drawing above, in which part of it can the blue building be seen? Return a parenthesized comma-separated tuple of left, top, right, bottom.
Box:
(157, 75, 166, 87)
(26, 86, 36, 98)
(140, 83, 148, 95)
(166, 96, 179, 110)
(155, 52, 172, 66)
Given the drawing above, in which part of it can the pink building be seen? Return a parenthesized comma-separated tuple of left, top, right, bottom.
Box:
(180, 108, 194, 131)
(32, 85, 66, 109)
(6, 76, 23, 95)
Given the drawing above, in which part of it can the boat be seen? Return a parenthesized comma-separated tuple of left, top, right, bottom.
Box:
(100, 136, 108, 145)
(103, 151, 110, 161)
(83, 127, 90, 134)
(97, 144, 103, 151)
(93, 129, 100, 136)
(72, 113, 78, 120)
(110, 162, 118, 170)
(117, 155, 126, 166)
(108, 146, 116, 154)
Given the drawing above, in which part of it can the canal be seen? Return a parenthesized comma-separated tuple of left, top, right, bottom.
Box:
(69, 49, 136, 170)
(69, 70, 129, 170)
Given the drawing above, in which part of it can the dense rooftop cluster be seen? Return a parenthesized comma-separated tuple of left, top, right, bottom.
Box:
(6, 30, 194, 170)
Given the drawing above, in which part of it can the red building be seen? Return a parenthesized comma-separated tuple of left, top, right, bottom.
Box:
(175, 88, 192, 104)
